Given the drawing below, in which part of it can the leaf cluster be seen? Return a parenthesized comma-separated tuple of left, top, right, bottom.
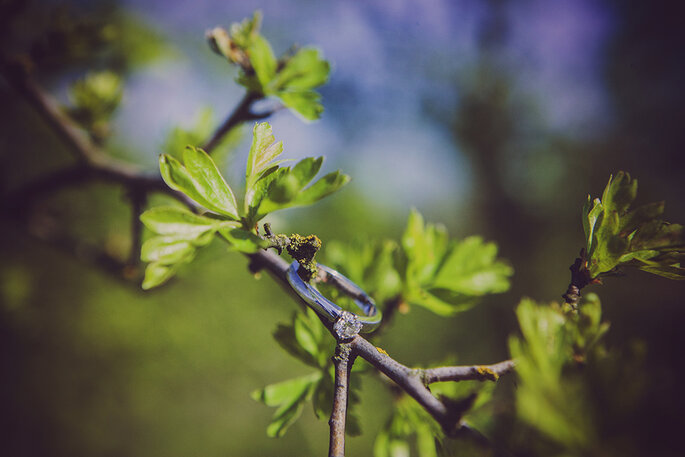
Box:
(326, 208, 513, 317)
(375, 379, 495, 457)
(65, 70, 123, 142)
(508, 295, 609, 452)
(583, 171, 685, 279)
(251, 308, 363, 437)
(141, 122, 348, 288)
(207, 11, 331, 120)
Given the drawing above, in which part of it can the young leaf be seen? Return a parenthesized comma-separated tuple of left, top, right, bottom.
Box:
(431, 236, 512, 295)
(251, 373, 321, 438)
(182, 146, 239, 218)
(140, 206, 232, 237)
(325, 238, 402, 305)
(583, 172, 685, 278)
(140, 237, 195, 264)
(216, 227, 269, 253)
(268, 47, 331, 121)
(276, 91, 324, 121)
(245, 122, 284, 190)
(142, 262, 179, 290)
(509, 298, 599, 449)
(273, 308, 333, 369)
(159, 153, 238, 219)
(400, 209, 511, 315)
(248, 35, 277, 89)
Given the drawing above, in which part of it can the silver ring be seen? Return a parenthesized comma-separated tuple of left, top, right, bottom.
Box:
(286, 261, 382, 338)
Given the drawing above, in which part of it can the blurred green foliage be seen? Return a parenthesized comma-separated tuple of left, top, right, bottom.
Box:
(1, 2, 684, 457)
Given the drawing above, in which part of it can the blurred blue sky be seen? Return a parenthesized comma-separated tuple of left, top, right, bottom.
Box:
(113, 0, 613, 212)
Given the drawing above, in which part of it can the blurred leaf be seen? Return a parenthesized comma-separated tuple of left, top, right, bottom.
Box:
(208, 12, 330, 119)
(271, 48, 330, 91)
(251, 372, 321, 438)
(509, 298, 596, 449)
(142, 261, 178, 290)
(163, 107, 243, 165)
(249, 35, 277, 88)
(140, 237, 194, 264)
(326, 238, 402, 305)
(432, 236, 512, 295)
(276, 91, 324, 121)
(401, 209, 511, 316)
(65, 70, 123, 140)
(268, 47, 330, 120)
(273, 308, 333, 369)
(229, 10, 262, 48)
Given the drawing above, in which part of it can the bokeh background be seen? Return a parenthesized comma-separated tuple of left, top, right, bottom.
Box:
(1, 0, 684, 455)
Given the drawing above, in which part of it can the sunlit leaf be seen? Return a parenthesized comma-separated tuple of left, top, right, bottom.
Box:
(182, 146, 239, 218)
(140, 206, 232, 237)
(583, 172, 685, 278)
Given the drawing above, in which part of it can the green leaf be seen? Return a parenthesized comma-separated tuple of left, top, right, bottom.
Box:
(400, 210, 511, 315)
(163, 108, 243, 164)
(142, 262, 178, 290)
(255, 164, 350, 218)
(251, 373, 321, 437)
(326, 238, 402, 305)
(402, 208, 449, 287)
(140, 237, 195, 263)
(248, 36, 277, 90)
(508, 298, 597, 448)
(292, 170, 351, 206)
(312, 373, 333, 421)
(182, 146, 239, 218)
(273, 309, 332, 368)
(404, 288, 474, 317)
(268, 47, 331, 120)
(582, 196, 603, 254)
(271, 48, 330, 91)
(432, 236, 512, 295)
(245, 122, 284, 188)
(583, 172, 685, 278)
(159, 153, 238, 219)
(276, 91, 324, 121)
(216, 227, 268, 253)
(140, 206, 232, 237)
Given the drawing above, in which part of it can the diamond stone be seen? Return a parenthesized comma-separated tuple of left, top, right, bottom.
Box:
(333, 310, 362, 340)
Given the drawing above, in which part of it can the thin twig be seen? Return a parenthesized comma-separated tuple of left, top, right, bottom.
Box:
(247, 249, 515, 435)
(422, 360, 516, 384)
(328, 342, 355, 457)
(3, 57, 517, 439)
(202, 92, 266, 153)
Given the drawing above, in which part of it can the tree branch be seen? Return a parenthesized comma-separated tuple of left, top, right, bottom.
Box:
(3, 57, 516, 440)
(328, 342, 355, 457)
(246, 249, 515, 435)
(201, 91, 267, 153)
(422, 360, 516, 384)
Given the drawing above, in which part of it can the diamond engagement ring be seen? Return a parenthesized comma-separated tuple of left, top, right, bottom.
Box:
(286, 261, 382, 339)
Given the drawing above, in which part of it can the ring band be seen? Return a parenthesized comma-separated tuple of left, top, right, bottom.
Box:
(286, 261, 382, 338)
